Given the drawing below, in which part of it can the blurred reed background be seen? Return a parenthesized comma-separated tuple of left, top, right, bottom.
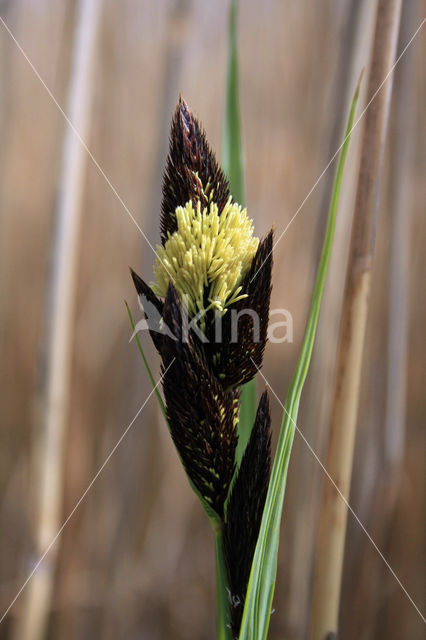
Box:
(0, 1, 424, 639)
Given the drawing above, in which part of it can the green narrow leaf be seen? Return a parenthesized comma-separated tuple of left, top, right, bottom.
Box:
(222, 0, 257, 457)
(215, 527, 231, 640)
(235, 378, 257, 466)
(216, 1, 251, 638)
(222, 0, 245, 206)
(238, 77, 362, 640)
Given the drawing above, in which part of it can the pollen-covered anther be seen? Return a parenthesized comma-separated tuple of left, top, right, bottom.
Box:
(151, 197, 259, 320)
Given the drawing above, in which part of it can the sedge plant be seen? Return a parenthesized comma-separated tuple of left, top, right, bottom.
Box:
(127, 2, 361, 637)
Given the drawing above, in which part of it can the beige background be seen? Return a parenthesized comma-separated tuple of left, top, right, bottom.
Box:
(0, 1, 425, 638)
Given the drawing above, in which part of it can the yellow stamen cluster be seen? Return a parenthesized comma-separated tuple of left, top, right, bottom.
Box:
(152, 197, 259, 320)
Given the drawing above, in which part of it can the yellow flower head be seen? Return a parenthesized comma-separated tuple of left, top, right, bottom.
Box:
(151, 197, 259, 319)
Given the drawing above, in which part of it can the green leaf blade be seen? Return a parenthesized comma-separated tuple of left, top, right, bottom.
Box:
(238, 77, 362, 640)
(222, 0, 257, 456)
(222, 0, 245, 206)
(235, 377, 257, 467)
(216, 1, 252, 638)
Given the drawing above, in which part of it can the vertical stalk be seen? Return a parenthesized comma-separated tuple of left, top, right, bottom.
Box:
(344, 7, 416, 635)
(215, 525, 231, 640)
(13, 1, 102, 639)
(310, 1, 402, 638)
(214, 2, 244, 638)
(384, 0, 413, 475)
(222, 0, 244, 206)
(222, 0, 256, 467)
(287, 2, 366, 635)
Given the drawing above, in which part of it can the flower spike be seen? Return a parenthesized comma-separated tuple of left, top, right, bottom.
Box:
(160, 96, 230, 244)
(131, 97, 273, 528)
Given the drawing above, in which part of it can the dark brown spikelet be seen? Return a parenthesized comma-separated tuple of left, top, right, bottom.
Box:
(160, 96, 230, 244)
(160, 285, 239, 518)
(205, 230, 273, 389)
(224, 390, 272, 638)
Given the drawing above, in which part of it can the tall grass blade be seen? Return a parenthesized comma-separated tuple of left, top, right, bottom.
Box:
(222, 0, 245, 205)
(222, 0, 257, 464)
(236, 380, 257, 466)
(215, 527, 231, 640)
(311, 3, 402, 634)
(215, 1, 250, 637)
(238, 77, 362, 640)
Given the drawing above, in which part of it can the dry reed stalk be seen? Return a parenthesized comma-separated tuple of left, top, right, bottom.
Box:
(13, 1, 102, 639)
(286, 2, 367, 635)
(384, 0, 414, 478)
(310, 1, 403, 638)
(343, 6, 416, 635)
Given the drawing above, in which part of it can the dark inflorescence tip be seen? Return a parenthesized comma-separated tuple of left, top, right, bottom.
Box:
(160, 97, 230, 244)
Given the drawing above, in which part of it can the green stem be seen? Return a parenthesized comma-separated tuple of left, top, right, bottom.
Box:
(223, 0, 257, 466)
(235, 377, 257, 467)
(238, 74, 363, 640)
(215, 525, 231, 640)
(223, 0, 245, 206)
